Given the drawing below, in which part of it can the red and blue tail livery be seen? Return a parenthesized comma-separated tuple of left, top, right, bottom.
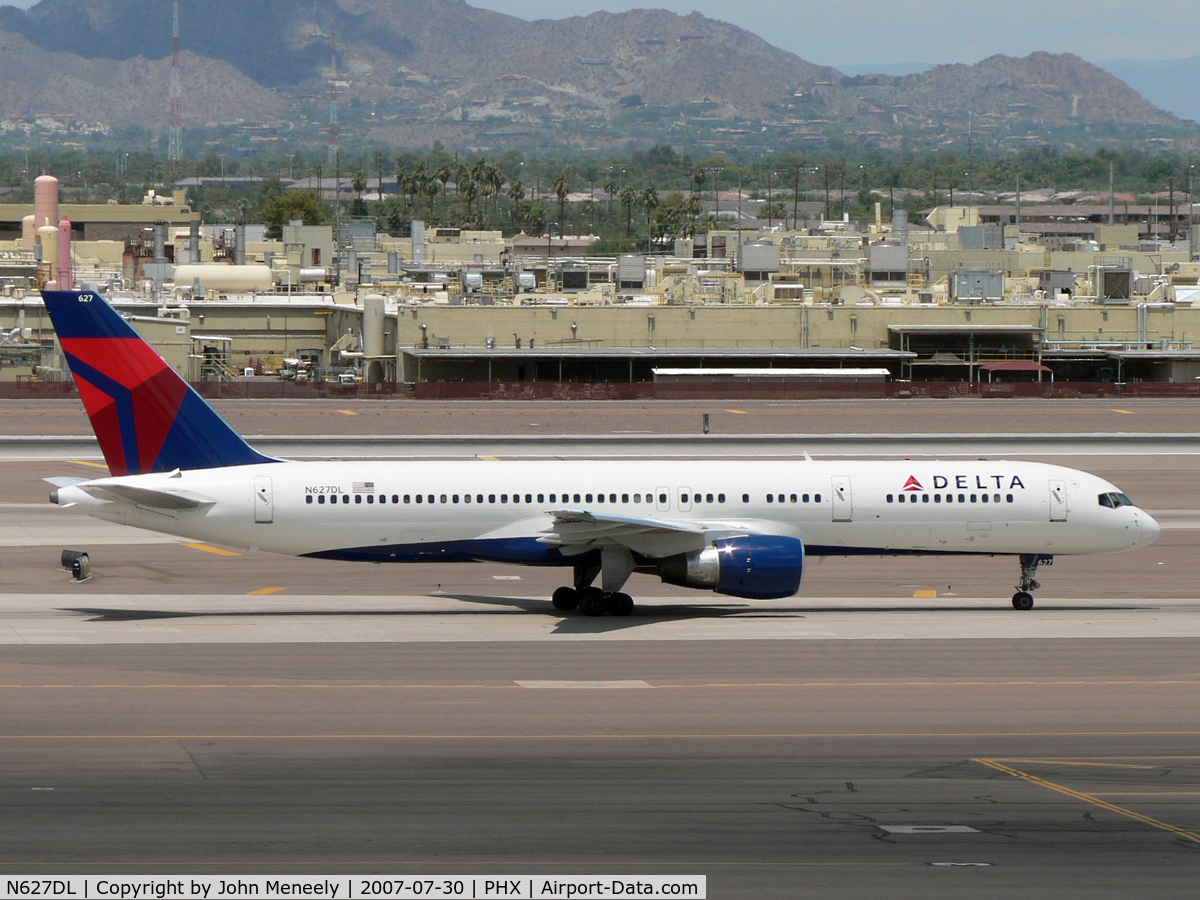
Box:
(42, 290, 274, 475)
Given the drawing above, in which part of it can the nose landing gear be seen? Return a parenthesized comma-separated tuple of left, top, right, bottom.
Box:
(1013, 554, 1052, 610)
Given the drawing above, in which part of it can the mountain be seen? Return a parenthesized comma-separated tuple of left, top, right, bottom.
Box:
(0, 0, 1194, 153)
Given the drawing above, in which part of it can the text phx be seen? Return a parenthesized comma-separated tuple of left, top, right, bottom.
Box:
(482, 882, 523, 897)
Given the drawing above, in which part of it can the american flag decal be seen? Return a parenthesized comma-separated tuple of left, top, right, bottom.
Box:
(352, 481, 375, 493)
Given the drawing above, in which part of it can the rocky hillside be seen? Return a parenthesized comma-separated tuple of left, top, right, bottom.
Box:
(0, 0, 1193, 151)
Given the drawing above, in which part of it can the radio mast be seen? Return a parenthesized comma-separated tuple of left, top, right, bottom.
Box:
(167, 0, 183, 168)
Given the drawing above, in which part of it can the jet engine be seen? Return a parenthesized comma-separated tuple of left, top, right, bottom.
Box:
(658, 535, 805, 599)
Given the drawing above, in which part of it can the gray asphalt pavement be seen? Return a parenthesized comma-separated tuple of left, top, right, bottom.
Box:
(0, 398, 1198, 897)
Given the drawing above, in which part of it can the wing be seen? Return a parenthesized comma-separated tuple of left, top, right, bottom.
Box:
(538, 509, 746, 558)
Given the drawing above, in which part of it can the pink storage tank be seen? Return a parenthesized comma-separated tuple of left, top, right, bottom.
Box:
(21, 215, 35, 251)
(58, 218, 73, 290)
(34, 175, 59, 228)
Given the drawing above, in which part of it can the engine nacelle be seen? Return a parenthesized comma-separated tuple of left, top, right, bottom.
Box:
(659, 535, 805, 599)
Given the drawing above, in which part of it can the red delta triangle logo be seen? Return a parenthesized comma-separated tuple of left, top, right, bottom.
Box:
(902, 476, 923, 492)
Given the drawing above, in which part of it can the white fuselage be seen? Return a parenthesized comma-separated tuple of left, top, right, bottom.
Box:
(54, 457, 1158, 563)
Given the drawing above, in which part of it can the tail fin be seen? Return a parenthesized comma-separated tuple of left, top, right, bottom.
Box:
(43, 289, 275, 475)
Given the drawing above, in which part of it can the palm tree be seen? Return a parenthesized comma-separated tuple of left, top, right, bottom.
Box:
(423, 178, 439, 215)
(602, 178, 617, 217)
(435, 165, 452, 200)
(456, 165, 473, 220)
(691, 167, 706, 199)
(552, 173, 570, 238)
(641, 184, 658, 250)
(620, 186, 636, 236)
(508, 179, 525, 226)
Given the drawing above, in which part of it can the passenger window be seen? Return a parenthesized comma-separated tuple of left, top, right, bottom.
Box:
(477, 494, 484, 503)
(803, 494, 809, 503)
(575, 494, 582, 503)
(958, 494, 965, 503)
(306, 495, 313, 504)
(922, 494, 929, 503)
(368, 495, 375, 504)
(549, 494, 556, 503)
(766, 494, 773, 503)
(501, 494, 508, 503)
(934, 494, 941, 503)
(464, 494, 471, 504)
(526, 494, 533, 504)
(887, 494, 893, 503)
(718, 494, 725, 503)
(379, 495, 386, 504)
(609, 493, 617, 503)
(661, 493, 669, 504)
(404, 495, 411, 503)
(789, 494, 796, 503)
(970, 494, 977, 503)
(815, 494, 821, 502)
(318, 495, 325, 504)
(596, 494, 604, 503)
(993, 494, 1000, 503)
(586, 493, 593, 502)
(392, 495, 399, 504)
(427, 495, 434, 504)
(538, 494, 545, 503)
(452, 495, 459, 504)
(355, 495, 363, 504)
(489, 495, 496, 503)
(633, 494, 641, 503)
(682, 493, 690, 503)
(1007, 494, 1014, 503)
(742, 494, 749, 503)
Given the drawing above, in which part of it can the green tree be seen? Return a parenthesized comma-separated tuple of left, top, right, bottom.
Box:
(261, 191, 326, 240)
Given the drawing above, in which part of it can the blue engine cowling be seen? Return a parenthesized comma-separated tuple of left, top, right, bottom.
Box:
(659, 535, 805, 599)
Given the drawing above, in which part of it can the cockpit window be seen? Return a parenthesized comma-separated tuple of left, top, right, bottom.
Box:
(1099, 492, 1136, 509)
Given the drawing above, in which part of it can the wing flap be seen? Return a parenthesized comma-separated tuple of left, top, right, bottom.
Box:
(539, 509, 712, 558)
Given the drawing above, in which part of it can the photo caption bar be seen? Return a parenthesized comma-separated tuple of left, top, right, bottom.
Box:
(0, 877, 705, 900)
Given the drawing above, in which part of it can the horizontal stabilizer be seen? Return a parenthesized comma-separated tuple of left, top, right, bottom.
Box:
(44, 476, 90, 488)
(81, 483, 215, 511)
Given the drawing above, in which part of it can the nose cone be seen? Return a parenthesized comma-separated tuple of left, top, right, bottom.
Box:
(1138, 511, 1161, 547)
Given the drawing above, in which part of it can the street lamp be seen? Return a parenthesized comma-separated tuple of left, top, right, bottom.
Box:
(547, 222, 558, 288)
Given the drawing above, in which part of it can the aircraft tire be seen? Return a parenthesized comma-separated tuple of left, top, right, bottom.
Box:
(1012, 591, 1035, 610)
(552, 587, 580, 611)
(579, 589, 607, 617)
(607, 593, 634, 617)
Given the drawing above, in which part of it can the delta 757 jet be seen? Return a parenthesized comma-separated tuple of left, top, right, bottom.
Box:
(42, 289, 1159, 615)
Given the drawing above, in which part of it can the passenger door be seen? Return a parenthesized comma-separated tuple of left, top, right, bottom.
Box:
(831, 475, 852, 522)
(254, 476, 274, 524)
(1049, 479, 1068, 522)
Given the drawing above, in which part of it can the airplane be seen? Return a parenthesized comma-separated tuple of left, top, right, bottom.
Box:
(41, 289, 1159, 615)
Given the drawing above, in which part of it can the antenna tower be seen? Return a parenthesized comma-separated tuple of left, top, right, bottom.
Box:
(167, 0, 183, 168)
(327, 32, 339, 163)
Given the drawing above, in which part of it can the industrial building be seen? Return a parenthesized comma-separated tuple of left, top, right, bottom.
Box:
(1, 173, 1199, 391)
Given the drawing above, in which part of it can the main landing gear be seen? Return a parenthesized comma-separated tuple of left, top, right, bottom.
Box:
(1012, 554, 1051, 610)
(551, 550, 637, 617)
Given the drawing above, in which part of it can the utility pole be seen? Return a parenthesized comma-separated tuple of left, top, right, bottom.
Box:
(1109, 161, 1115, 225)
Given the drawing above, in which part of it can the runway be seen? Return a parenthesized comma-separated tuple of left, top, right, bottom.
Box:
(1, 398, 1198, 897)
